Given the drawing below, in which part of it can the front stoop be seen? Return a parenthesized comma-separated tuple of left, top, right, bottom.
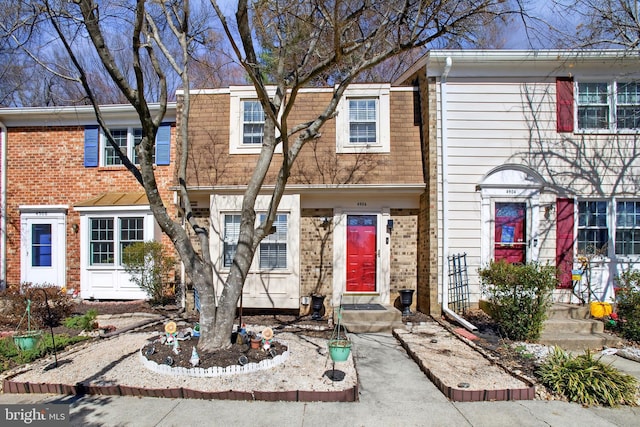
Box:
(539, 303, 622, 351)
(340, 305, 403, 333)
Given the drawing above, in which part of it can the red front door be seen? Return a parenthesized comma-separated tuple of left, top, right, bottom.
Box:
(346, 215, 377, 292)
(494, 203, 526, 264)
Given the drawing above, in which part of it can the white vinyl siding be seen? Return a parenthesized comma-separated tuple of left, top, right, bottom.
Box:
(438, 75, 640, 303)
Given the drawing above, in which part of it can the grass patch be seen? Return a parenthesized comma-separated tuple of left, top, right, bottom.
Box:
(0, 333, 91, 373)
(63, 309, 98, 331)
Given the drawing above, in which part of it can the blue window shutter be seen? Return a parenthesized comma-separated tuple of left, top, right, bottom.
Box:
(84, 126, 99, 167)
(155, 123, 171, 165)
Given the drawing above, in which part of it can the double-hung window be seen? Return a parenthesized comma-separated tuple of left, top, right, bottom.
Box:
(259, 213, 288, 269)
(242, 100, 265, 145)
(349, 99, 377, 144)
(103, 128, 149, 166)
(577, 201, 608, 255)
(222, 212, 288, 270)
(577, 81, 640, 131)
(336, 84, 390, 153)
(577, 83, 609, 130)
(223, 214, 241, 268)
(229, 88, 277, 154)
(89, 216, 144, 266)
(616, 201, 640, 255)
(616, 83, 640, 129)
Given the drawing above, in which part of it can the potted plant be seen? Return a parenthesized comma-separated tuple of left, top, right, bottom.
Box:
(328, 306, 352, 362)
(13, 299, 42, 351)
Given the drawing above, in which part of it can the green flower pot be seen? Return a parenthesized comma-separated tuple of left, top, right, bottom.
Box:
(328, 339, 352, 362)
(13, 331, 42, 351)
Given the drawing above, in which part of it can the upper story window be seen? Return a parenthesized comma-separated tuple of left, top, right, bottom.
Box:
(242, 100, 265, 145)
(229, 87, 280, 155)
(577, 81, 640, 131)
(336, 84, 390, 153)
(104, 128, 148, 166)
(84, 124, 171, 167)
(349, 99, 377, 144)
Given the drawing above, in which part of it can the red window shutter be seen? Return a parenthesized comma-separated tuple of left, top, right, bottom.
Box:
(556, 77, 574, 133)
(556, 198, 575, 288)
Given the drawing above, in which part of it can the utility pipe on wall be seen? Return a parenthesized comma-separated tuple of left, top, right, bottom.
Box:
(438, 57, 477, 331)
(0, 121, 6, 290)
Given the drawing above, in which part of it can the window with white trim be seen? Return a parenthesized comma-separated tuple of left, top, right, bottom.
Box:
(89, 216, 144, 266)
(223, 214, 240, 268)
(577, 81, 640, 131)
(259, 213, 287, 269)
(616, 201, 640, 255)
(229, 87, 281, 154)
(221, 212, 288, 270)
(349, 98, 377, 144)
(103, 128, 151, 166)
(336, 84, 390, 153)
(577, 200, 608, 255)
(242, 100, 264, 145)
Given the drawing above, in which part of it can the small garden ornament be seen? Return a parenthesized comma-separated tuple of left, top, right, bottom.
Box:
(262, 327, 274, 351)
(189, 347, 200, 367)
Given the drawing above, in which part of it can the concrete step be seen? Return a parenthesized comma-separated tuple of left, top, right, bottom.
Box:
(538, 332, 622, 351)
(343, 320, 405, 334)
(542, 318, 604, 335)
(537, 303, 622, 351)
(340, 305, 402, 333)
(546, 303, 591, 320)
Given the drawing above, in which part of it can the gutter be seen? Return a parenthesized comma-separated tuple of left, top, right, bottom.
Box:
(0, 121, 6, 289)
(438, 58, 477, 332)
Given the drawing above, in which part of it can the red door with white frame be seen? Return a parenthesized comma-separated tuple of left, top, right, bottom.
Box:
(346, 215, 377, 292)
(494, 202, 526, 264)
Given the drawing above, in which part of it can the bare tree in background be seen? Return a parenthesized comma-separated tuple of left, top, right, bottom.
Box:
(551, 0, 640, 48)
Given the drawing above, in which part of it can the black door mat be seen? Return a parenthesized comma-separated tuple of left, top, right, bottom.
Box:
(341, 303, 386, 311)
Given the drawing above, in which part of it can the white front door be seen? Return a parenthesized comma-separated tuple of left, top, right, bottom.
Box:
(20, 208, 67, 287)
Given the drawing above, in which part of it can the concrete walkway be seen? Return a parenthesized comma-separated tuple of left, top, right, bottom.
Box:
(2, 333, 640, 426)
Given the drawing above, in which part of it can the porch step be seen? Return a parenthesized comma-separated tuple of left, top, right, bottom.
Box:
(538, 304, 622, 351)
(546, 303, 591, 320)
(340, 305, 403, 333)
(538, 331, 622, 351)
(541, 318, 604, 334)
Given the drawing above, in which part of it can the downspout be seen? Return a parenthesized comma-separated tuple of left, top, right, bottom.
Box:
(0, 122, 6, 290)
(439, 58, 477, 331)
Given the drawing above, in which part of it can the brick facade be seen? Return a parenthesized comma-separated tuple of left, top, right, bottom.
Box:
(1, 110, 177, 295)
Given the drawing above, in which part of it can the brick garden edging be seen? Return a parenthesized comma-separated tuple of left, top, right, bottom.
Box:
(2, 376, 359, 402)
(393, 325, 535, 402)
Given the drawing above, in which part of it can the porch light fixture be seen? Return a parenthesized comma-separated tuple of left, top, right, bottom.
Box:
(387, 219, 394, 232)
(72, 223, 79, 234)
(544, 204, 555, 220)
(321, 217, 331, 229)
